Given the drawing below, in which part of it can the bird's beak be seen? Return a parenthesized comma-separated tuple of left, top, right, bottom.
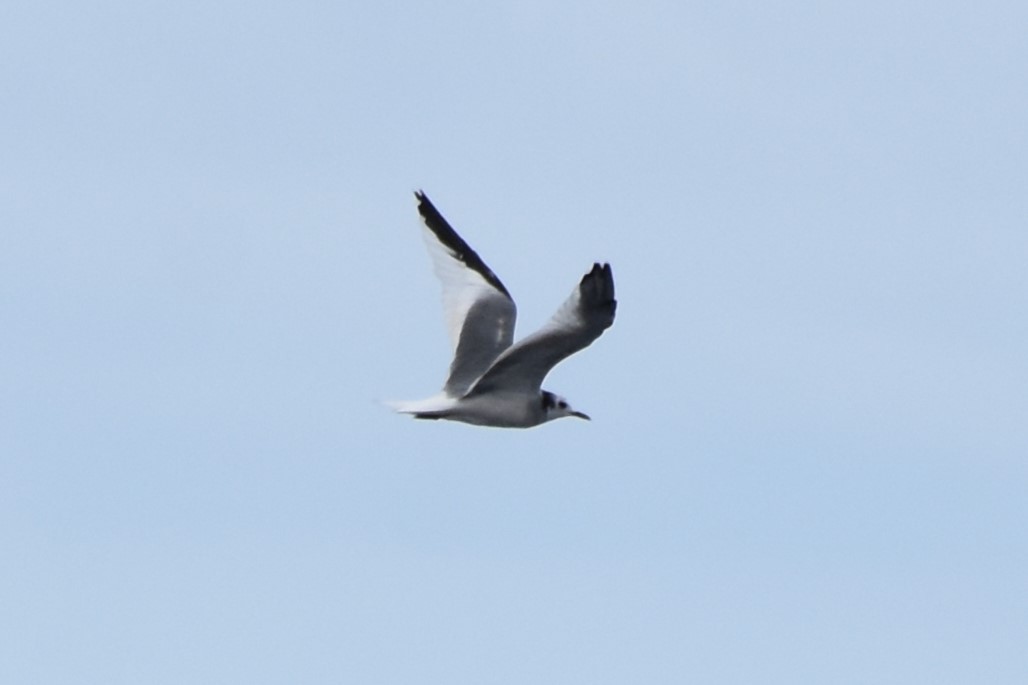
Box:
(571, 410, 591, 421)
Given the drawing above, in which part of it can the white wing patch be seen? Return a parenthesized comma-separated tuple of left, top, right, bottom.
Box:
(413, 191, 518, 397)
(421, 227, 509, 351)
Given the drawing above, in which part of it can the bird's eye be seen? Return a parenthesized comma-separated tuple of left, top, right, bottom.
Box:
(558, 401, 567, 409)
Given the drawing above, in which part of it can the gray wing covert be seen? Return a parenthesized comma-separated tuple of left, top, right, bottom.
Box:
(414, 191, 517, 396)
(468, 263, 615, 396)
(444, 295, 516, 396)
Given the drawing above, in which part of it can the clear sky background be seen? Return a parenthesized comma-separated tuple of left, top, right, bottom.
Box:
(3, 1, 1026, 683)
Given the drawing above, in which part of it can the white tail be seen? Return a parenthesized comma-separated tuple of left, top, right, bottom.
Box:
(385, 393, 457, 416)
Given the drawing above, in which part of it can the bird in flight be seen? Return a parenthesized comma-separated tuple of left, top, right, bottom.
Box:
(389, 191, 616, 428)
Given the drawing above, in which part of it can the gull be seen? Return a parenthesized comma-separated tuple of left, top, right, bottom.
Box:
(389, 191, 617, 428)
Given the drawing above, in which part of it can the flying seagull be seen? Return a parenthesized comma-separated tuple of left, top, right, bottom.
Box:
(389, 191, 616, 428)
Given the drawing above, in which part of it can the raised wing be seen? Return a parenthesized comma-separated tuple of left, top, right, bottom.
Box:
(415, 191, 518, 396)
(468, 263, 615, 396)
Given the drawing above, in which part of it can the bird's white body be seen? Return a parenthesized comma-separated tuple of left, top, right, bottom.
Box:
(390, 191, 616, 429)
(392, 392, 540, 428)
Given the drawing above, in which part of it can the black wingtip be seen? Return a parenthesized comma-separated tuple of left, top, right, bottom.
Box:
(414, 190, 451, 229)
(414, 189, 431, 210)
(412, 190, 513, 299)
(580, 262, 616, 325)
(582, 262, 614, 291)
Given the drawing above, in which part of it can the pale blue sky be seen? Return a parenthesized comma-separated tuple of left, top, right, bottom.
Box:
(2, 1, 1027, 683)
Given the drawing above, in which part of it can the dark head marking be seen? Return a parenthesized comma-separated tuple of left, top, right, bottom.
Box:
(541, 391, 557, 410)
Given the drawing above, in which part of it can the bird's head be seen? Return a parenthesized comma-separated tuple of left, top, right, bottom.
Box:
(541, 390, 591, 423)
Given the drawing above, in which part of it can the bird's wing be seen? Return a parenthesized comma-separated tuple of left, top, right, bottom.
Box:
(415, 191, 518, 396)
(468, 263, 615, 396)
